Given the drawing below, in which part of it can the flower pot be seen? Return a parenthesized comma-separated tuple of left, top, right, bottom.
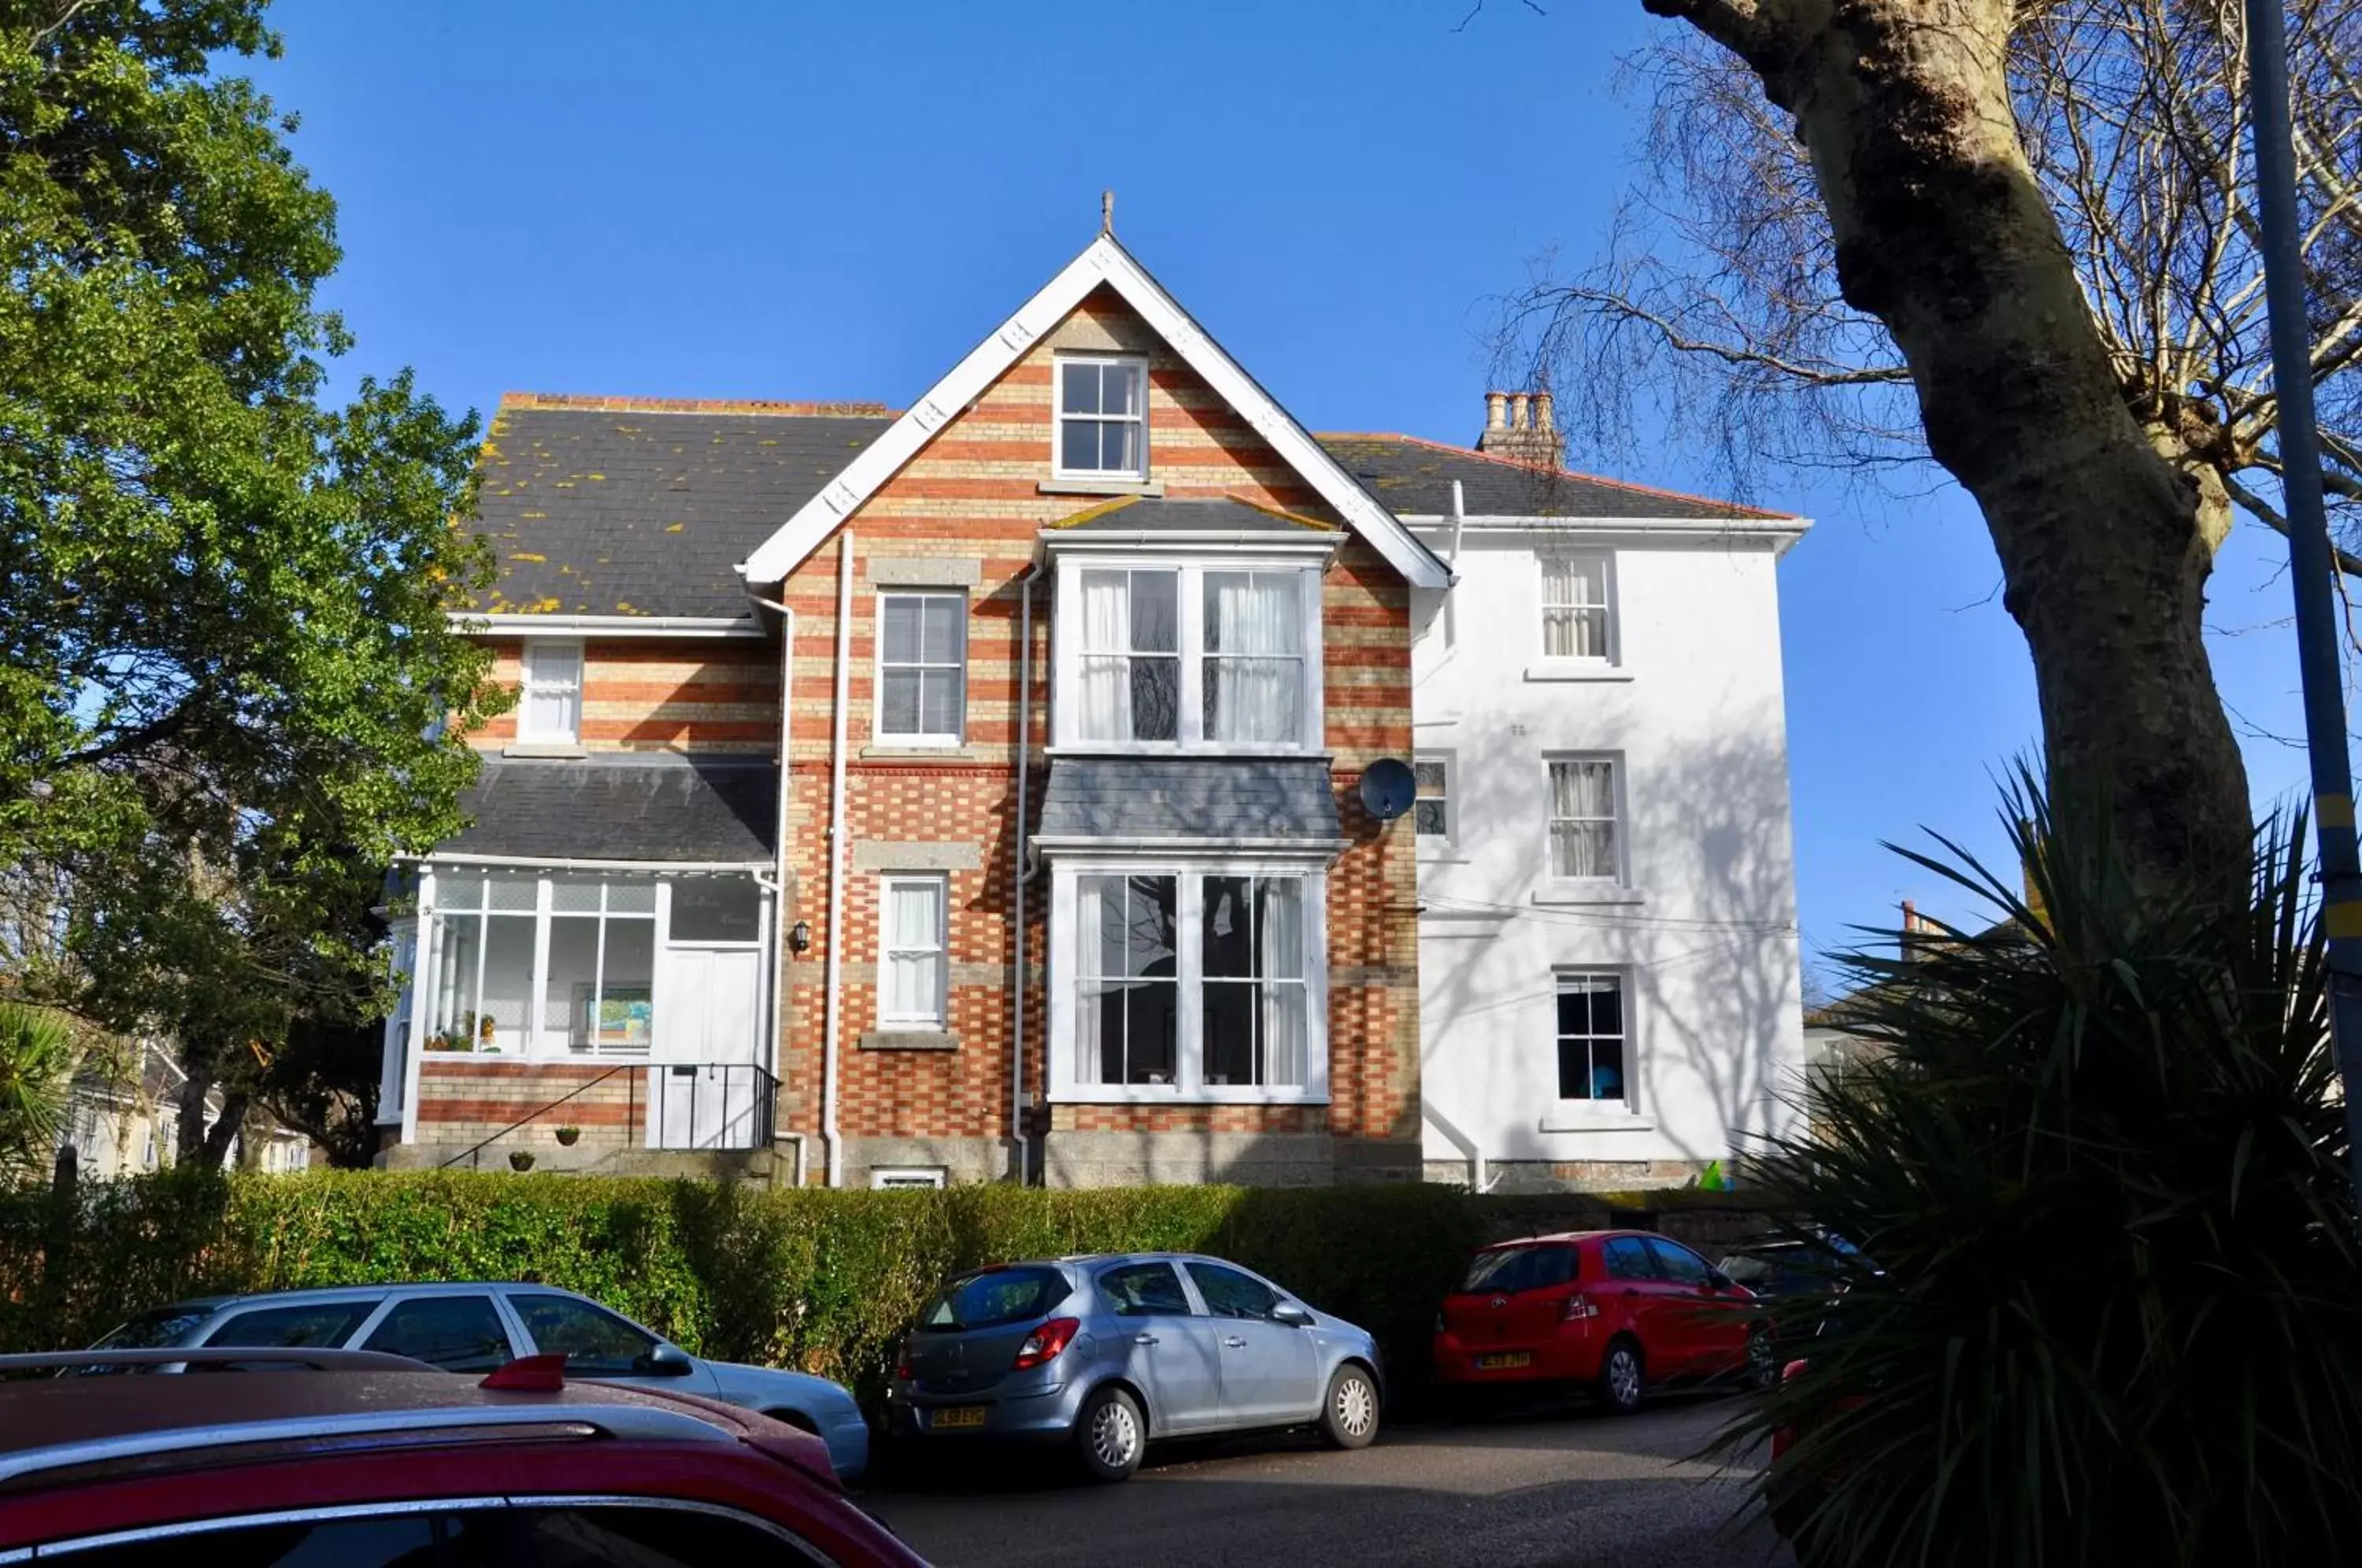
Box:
(508, 1150, 536, 1172)
(554, 1126, 581, 1147)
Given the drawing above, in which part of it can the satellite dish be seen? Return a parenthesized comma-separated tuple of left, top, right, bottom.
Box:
(1361, 757, 1417, 822)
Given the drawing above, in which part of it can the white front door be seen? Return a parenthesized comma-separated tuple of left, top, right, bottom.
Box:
(651, 946, 765, 1149)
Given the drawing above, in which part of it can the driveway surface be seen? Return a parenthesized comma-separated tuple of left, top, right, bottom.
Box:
(862, 1393, 1794, 1568)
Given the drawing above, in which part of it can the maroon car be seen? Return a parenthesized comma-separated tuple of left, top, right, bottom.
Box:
(0, 1348, 926, 1566)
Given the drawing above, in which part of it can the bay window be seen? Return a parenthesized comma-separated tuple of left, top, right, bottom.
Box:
(1052, 864, 1327, 1102)
(1057, 560, 1320, 750)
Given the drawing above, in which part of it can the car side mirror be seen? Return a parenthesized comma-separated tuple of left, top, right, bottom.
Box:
(1272, 1302, 1314, 1329)
(636, 1343, 695, 1377)
(1702, 1270, 1734, 1292)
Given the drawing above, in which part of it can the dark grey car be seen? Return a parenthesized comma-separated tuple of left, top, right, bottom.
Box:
(885, 1252, 1383, 1481)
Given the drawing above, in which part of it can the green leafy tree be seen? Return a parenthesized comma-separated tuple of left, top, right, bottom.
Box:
(0, 1, 505, 1163)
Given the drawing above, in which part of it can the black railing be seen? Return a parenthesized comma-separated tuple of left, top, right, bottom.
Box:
(649, 1061, 778, 1152)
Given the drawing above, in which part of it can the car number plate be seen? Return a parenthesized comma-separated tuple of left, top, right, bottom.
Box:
(1475, 1352, 1533, 1370)
(930, 1405, 989, 1430)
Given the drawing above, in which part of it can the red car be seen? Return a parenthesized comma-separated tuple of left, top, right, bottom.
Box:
(0, 1348, 927, 1566)
(1432, 1230, 1772, 1412)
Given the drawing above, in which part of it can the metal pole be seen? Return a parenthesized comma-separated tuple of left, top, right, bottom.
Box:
(2245, 0, 2362, 1199)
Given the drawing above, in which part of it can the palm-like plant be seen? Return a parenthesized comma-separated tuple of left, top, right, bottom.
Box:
(0, 1001, 76, 1185)
(1728, 780, 2362, 1566)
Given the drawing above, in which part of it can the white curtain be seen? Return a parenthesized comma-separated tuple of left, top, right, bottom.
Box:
(1542, 557, 1609, 660)
(1549, 760, 1618, 878)
(1258, 878, 1308, 1087)
(884, 881, 943, 1023)
(1078, 571, 1129, 741)
(1205, 572, 1300, 742)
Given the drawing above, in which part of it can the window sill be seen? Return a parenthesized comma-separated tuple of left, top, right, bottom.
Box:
(1532, 886, 1647, 907)
(1041, 477, 1165, 498)
(1416, 850, 1469, 865)
(1538, 1111, 1655, 1133)
(860, 1030, 958, 1052)
(1523, 664, 1634, 684)
(504, 742, 589, 760)
(860, 744, 979, 761)
(1050, 1089, 1331, 1107)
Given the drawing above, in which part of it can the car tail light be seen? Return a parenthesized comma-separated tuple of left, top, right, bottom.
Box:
(1782, 1358, 1810, 1385)
(1013, 1317, 1080, 1370)
(1563, 1293, 1600, 1323)
(894, 1350, 913, 1381)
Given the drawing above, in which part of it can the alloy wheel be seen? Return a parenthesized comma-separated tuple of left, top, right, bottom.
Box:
(1608, 1347, 1642, 1407)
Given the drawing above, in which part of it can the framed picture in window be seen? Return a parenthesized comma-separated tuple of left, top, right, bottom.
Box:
(572, 985, 652, 1048)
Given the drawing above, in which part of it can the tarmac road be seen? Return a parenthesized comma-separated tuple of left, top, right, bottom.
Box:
(861, 1392, 1794, 1568)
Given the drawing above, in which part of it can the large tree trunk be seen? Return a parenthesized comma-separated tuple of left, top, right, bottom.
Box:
(1646, 0, 2252, 894)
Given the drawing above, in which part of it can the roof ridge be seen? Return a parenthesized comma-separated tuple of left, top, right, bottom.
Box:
(498, 392, 901, 419)
(1313, 431, 1797, 520)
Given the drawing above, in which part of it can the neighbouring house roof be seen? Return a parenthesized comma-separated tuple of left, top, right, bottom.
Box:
(1048, 494, 1338, 535)
(442, 756, 777, 864)
(1035, 759, 1342, 843)
(1316, 433, 1797, 523)
(737, 234, 1453, 590)
(470, 395, 897, 620)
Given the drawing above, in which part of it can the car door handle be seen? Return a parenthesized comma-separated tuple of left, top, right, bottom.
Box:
(1223, 1336, 1247, 1349)
(1134, 1333, 1160, 1345)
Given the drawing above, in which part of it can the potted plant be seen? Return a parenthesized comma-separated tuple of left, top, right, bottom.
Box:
(478, 1014, 498, 1048)
(554, 1126, 581, 1147)
(508, 1149, 535, 1172)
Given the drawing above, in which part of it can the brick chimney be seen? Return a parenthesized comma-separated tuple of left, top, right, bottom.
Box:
(1475, 388, 1562, 468)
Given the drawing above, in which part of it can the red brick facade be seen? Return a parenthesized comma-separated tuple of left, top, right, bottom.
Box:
(413, 285, 1422, 1185)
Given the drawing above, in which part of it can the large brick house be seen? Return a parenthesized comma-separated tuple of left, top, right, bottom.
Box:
(378, 231, 1453, 1186)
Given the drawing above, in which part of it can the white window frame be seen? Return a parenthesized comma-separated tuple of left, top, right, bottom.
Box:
(872, 590, 967, 748)
(1413, 752, 1453, 847)
(1050, 556, 1324, 754)
(517, 639, 586, 744)
(871, 1167, 949, 1190)
(407, 869, 774, 1063)
(1543, 753, 1627, 886)
(1538, 551, 1617, 666)
(1045, 859, 1330, 1106)
(878, 874, 950, 1030)
(1053, 353, 1150, 482)
(1553, 969, 1634, 1111)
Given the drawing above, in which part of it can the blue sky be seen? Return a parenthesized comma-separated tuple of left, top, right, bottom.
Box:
(249, 0, 2317, 987)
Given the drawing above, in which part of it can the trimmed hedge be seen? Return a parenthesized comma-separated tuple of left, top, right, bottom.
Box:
(0, 1170, 1489, 1402)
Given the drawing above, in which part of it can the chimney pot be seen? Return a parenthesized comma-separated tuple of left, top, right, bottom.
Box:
(1534, 390, 1554, 431)
(1484, 391, 1508, 431)
(1509, 392, 1530, 430)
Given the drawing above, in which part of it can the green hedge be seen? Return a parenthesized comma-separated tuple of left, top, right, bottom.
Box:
(0, 1170, 1490, 1402)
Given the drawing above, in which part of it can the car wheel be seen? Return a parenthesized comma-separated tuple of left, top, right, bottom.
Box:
(1743, 1328, 1777, 1392)
(1596, 1337, 1645, 1415)
(1319, 1363, 1381, 1450)
(1073, 1385, 1145, 1483)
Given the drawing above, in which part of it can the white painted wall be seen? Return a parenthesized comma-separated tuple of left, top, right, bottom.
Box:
(1412, 520, 1808, 1183)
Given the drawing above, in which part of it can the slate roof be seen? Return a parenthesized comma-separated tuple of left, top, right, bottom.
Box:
(1036, 759, 1342, 842)
(1051, 495, 1338, 534)
(1314, 433, 1793, 521)
(472, 396, 897, 619)
(443, 756, 776, 863)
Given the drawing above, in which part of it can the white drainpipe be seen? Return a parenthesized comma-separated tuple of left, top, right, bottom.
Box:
(1009, 562, 1046, 1185)
(744, 590, 797, 1182)
(821, 535, 855, 1187)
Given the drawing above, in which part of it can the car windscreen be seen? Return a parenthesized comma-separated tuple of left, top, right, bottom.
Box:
(919, 1267, 1072, 1331)
(1459, 1244, 1577, 1293)
(91, 1307, 213, 1350)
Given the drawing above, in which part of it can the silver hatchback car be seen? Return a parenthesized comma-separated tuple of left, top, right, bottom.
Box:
(86, 1281, 870, 1483)
(886, 1252, 1383, 1481)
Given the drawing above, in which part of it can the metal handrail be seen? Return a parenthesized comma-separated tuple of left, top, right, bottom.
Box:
(649, 1062, 778, 1150)
(2, 1348, 436, 1373)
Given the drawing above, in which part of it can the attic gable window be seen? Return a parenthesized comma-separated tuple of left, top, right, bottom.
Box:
(518, 642, 583, 744)
(1056, 356, 1148, 479)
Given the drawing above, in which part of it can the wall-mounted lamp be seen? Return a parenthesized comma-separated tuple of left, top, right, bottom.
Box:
(789, 920, 813, 955)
